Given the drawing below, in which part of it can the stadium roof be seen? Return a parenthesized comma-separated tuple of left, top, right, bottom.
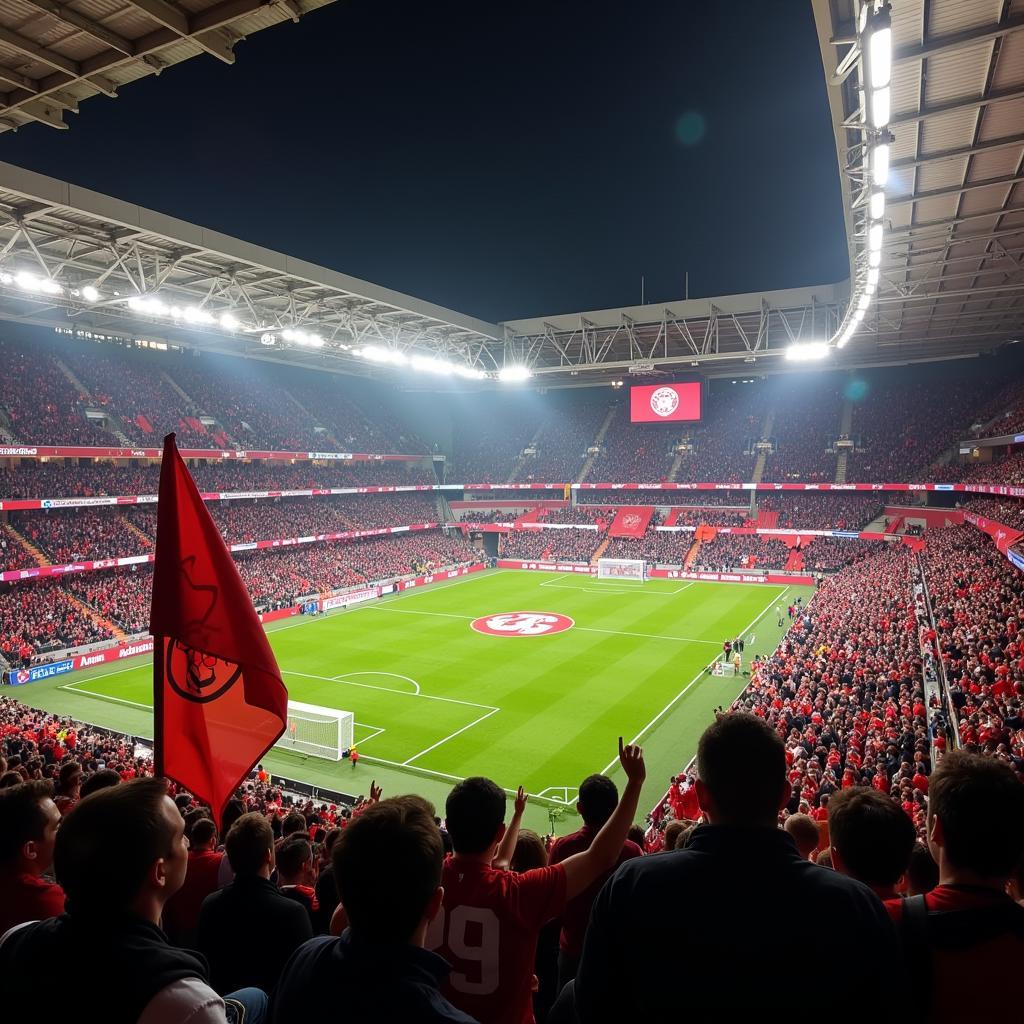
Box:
(812, 0, 1024, 363)
(0, 160, 505, 374)
(0, 0, 335, 133)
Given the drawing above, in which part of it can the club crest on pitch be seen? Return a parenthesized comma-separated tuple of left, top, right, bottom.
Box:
(166, 639, 242, 703)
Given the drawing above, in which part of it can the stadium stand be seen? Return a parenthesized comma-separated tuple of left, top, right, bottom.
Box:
(499, 528, 604, 563)
(759, 378, 842, 483)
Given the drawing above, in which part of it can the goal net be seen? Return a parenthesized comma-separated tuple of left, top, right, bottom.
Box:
(274, 700, 355, 761)
(597, 557, 647, 581)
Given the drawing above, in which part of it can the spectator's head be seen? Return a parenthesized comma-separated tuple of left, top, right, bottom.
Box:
(784, 813, 820, 860)
(905, 842, 939, 896)
(57, 761, 82, 799)
(928, 751, 1024, 882)
(277, 836, 315, 886)
(816, 849, 834, 869)
(333, 795, 443, 945)
(221, 798, 246, 837)
(183, 807, 211, 842)
(54, 777, 186, 919)
(281, 811, 307, 839)
(0, 779, 60, 877)
(576, 774, 618, 829)
(445, 777, 506, 857)
(696, 713, 790, 826)
(225, 812, 275, 877)
(190, 817, 218, 852)
(828, 787, 915, 896)
(663, 819, 687, 851)
(511, 829, 548, 872)
(79, 768, 120, 798)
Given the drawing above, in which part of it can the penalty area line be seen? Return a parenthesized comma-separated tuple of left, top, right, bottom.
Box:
(401, 706, 501, 766)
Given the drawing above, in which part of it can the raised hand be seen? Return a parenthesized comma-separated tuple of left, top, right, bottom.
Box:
(369, 780, 382, 802)
(514, 785, 527, 815)
(618, 735, 646, 785)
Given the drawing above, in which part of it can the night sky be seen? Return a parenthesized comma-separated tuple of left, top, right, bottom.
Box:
(1, 0, 848, 324)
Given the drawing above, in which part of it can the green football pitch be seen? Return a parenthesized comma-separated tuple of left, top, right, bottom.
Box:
(28, 569, 812, 834)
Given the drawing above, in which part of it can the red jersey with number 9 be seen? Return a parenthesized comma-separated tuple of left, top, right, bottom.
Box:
(427, 856, 567, 1024)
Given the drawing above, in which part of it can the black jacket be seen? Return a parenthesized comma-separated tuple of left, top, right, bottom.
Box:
(575, 824, 901, 1019)
(0, 913, 209, 1024)
(197, 873, 312, 996)
(270, 932, 477, 1023)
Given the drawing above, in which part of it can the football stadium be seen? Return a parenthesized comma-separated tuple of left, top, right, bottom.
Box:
(2, 0, 1024, 1020)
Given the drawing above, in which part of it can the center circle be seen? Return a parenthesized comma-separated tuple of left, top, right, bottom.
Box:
(470, 611, 575, 637)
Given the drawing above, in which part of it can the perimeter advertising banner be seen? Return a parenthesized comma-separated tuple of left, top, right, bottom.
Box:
(629, 382, 702, 423)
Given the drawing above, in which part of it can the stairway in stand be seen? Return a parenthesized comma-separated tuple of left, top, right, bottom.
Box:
(590, 537, 612, 564)
(578, 405, 618, 483)
(0, 522, 48, 566)
(751, 408, 775, 484)
(118, 514, 156, 548)
(684, 539, 702, 567)
(65, 591, 127, 643)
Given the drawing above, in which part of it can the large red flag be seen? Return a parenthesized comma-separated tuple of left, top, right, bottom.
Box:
(150, 434, 287, 823)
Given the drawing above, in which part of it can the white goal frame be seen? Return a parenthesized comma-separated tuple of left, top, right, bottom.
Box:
(274, 700, 355, 761)
(597, 557, 647, 581)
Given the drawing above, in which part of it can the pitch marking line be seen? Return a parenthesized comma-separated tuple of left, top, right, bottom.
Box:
(268, 568, 508, 636)
(402, 706, 501, 766)
(331, 670, 421, 695)
(281, 669, 497, 712)
(59, 679, 149, 710)
(368, 604, 719, 646)
(58, 682, 388, 748)
(599, 585, 789, 775)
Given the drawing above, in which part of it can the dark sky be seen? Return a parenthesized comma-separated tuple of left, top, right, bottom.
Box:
(1, 0, 848, 324)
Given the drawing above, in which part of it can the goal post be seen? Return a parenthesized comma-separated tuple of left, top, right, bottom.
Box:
(597, 557, 647, 581)
(274, 700, 354, 761)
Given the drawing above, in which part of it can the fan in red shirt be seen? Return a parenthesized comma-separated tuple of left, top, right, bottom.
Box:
(887, 751, 1024, 1023)
(428, 738, 645, 1024)
(161, 816, 223, 946)
(0, 780, 65, 937)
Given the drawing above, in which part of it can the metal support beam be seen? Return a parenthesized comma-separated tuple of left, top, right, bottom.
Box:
(893, 12, 1024, 66)
(890, 84, 1024, 128)
(20, 0, 135, 55)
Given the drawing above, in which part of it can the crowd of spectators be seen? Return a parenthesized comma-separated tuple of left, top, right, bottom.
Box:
(671, 383, 763, 484)
(0, 460, 436, 501)
(845, 377, 990, 482)
(10, 509, 156, 564)
(693, 533, 793, 571)
(518, 398, 611, 483)
(601, 533, 691, 565)
(210, 494, 440, 543)
(449, 402, 537, 484)
(61, 347, 214, 446)
(760, 494, 884, 530)
(0, 578, 111, 662)
(659, 506, 748, 527)
(0, 337, 115, 446)
(0, 525, 38, 570)
(919, 525, 1024, 764)
(0, 335, 432, 455)
(759, 381, 843, 483)
(500, 528, 603, 563)
(960, 497, 1024, 532)
(588, 416, 676, 482)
